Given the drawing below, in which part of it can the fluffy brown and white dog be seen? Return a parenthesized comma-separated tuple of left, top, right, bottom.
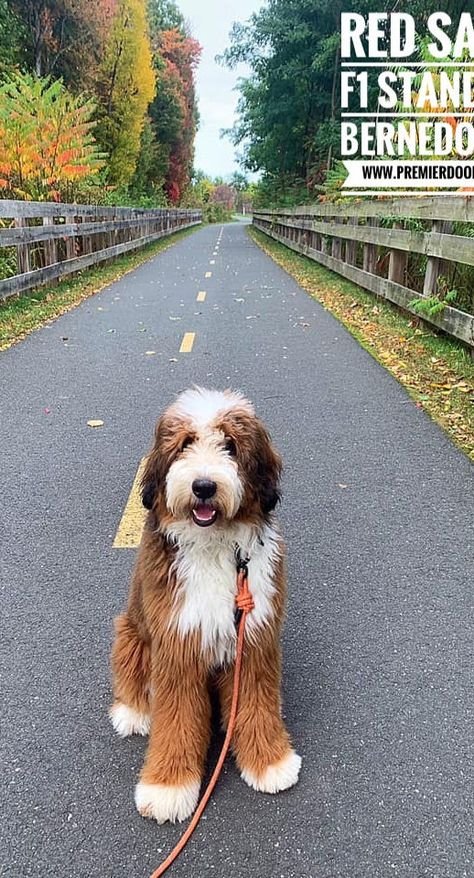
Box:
(109, 387, 301, 824)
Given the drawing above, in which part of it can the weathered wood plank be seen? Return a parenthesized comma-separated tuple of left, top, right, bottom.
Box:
(0, 199, 199, 221)
(255, 195, 474, 223)
(0, 220, 201, 301)
(254, 215, 474, 268)
(253, 219, 474, 348)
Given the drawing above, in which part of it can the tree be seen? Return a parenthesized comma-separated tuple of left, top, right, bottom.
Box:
(212, 183, 235, 211)
(95, 0, 155, 187)
(1, 0, 202, 204)
(221, 0, 471, 198)
(0, 0, 26, 72)
(0, 72, 105, 200)
(7, 0, 116, 85)
(147, 0, 184, 39)
(149, 26, 201, 203)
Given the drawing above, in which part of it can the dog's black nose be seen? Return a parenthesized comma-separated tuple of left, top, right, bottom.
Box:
(192, 479, 217, 500)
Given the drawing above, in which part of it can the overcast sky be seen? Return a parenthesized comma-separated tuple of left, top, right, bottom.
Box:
(176, 0, 264, 180)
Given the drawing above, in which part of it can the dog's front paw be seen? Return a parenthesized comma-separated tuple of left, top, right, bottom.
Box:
(135, 780, 200, 824)
(241, 749, 302, 794)
(109, 702, 150, 738)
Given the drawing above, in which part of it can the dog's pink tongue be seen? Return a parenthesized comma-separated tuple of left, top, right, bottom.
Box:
(195, 503, 215, 521)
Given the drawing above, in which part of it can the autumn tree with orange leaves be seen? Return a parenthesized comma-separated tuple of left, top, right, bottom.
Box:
(0, 72, 105, 200)
(0, 0, 201, 204)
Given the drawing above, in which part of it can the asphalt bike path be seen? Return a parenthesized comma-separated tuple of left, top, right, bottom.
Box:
(0, 222, 472, 878)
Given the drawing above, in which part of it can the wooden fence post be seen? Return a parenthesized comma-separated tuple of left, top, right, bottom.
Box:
(81, 214, 93, 255)
(331, 217, 342, 260)
(388, 222, 408, 285)
(65, 214, 76, 260)
(363, 217, 377, 274)
(345, 217, 358, 265)
(15, 218, 31, 275)
(423, 220, 453, 296)
(43, 216, 58, 267)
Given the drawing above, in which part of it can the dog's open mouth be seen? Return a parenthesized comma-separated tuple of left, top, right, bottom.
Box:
(192, 503, 218, 527)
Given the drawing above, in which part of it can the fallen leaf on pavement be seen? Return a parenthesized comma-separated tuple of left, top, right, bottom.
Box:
(87, 420, 104, 428)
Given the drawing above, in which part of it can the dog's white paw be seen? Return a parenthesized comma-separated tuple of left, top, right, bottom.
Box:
(241, 749, 302, 794)
(135, 780, 200, 824)
(109, 702, 150, 738)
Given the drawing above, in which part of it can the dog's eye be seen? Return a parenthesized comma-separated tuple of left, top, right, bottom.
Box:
(225, 437, 237, 456)
(181, 437, 193, 452)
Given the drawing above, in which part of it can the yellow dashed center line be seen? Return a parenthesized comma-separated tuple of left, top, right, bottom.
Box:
(205, 271, 212, 278)
(210, 259, 215, 265)
(113, 458, 147, 548)
(197, 291, 206, 302)
(179, 331, 195, 353)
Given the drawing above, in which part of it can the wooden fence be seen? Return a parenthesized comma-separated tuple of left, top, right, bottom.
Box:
(253, 196, 474, 349)
(0, 200, 202, 301)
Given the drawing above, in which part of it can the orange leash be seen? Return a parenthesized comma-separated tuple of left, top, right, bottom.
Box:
(149, 566, 254, 878)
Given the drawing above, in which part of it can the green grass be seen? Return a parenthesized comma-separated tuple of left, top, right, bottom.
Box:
(0, 226, 199, 350)
(249, 225, 474, 459)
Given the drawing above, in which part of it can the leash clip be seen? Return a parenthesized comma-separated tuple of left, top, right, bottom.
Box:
(234, 545, 250, 578)
(234, 545, 251, 628)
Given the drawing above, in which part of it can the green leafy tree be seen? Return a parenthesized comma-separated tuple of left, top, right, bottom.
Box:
(0, 0, 26, 72)
(221, 0, 471, 199)
(147, 0, 184, 37)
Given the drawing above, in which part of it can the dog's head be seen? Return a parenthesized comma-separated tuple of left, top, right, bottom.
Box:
(141, 388, 281, 532)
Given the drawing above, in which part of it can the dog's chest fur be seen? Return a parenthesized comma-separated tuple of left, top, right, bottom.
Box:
(169, 523, 280, 666)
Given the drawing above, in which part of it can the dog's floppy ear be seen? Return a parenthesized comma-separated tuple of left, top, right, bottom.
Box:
(140, 412, 191, 511)
(255, 422, 282, 514)
(140, 415, 167, 512)
(141, 449, 160, 510)
(141, 468, 157, 510)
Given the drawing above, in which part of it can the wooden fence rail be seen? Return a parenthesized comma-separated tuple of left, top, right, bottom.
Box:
(0, 200, 202, 301)
(253, 196, 474, 349)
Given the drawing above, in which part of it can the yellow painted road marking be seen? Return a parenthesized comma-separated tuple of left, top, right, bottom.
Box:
(205, 271, 212, 278)
(210, 260, 215, 265)
(180, 331, 195, 353)
(197, 291, 206, 302)
(113, 458, 147, 548)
